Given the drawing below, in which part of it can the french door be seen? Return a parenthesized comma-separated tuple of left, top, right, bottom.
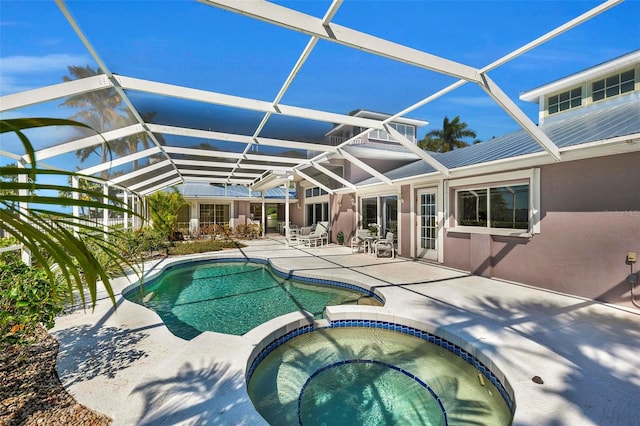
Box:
(416, 188, 438, 260)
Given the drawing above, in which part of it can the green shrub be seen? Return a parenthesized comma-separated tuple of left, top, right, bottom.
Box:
(0, 261, 66, 344)
(0, 236, 21, 266)
(146, 189, 187, 240)
(168, 239, 244, 256)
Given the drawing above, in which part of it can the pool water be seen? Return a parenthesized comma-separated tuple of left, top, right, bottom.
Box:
(248, 327, 513, 425)
(125, 261, 375, 338)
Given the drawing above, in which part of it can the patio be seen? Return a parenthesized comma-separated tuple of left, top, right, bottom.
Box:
(51, 237, 640, 425)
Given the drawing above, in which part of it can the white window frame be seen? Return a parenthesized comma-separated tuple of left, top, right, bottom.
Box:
(592, 68, 635, 103)
(548, 86, 582, 115)
(199, 202, 231, 227)
(445, 169, 540, 237)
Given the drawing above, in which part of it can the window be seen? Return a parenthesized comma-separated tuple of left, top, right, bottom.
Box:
(592, 69, 635, 102)
(199, 203, 230, 226)
(456, 184, 529, 230)
(362, 197, 378, 229)
(369, 123, 416, 143)
(305, 202, 328, 226)
(305, 186, 328, 198)
(249, 203, 263, 222)
(548, 87, 582, 114)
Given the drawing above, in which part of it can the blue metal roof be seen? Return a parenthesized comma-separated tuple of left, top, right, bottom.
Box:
(172, 182, 297, 199)
(358, 95, 640, 184)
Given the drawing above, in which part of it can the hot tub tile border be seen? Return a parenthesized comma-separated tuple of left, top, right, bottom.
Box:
(247, 320, 515, 414)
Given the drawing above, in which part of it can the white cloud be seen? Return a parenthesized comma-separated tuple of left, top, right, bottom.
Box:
(1, 53, 90, 73)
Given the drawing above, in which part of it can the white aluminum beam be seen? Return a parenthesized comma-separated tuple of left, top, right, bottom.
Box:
(173, 158, 294, 172)
(234, 1, 344, 180)
(294, 169, 334, 195)
(336, 148, 393, 185)
(173, 158, 236, 169)
(383, 123, 450, 176)
(308, 161, 356, 191)
(164, 146, 310, 165)
(56, 0, 182, 187)
(180, 169, 261, 178)
(201, 0, 481, 82)
(0, 74, 111, 112)
(78, 147, 162, 176)
(479, 73, 561, 161)
(164, 146, 243, 160)
(375, 1, 620, 157)
(115, 75, 386, 130)
(139, 177, 183, 196)
(109, 160, 172, 184)
(148, 123, 336, 153)
(245, 153, 311, 165)
(185, 176, 254, 185)
(0, 150, 23, 161)
(33, 124, 144, 161)
(128, 170, 179, 191)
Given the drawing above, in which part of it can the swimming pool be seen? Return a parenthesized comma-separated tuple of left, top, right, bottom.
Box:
(124, 259, 381, 338)
(247, 324, 513, 425)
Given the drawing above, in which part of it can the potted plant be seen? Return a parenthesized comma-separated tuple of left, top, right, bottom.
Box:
(367, 224, 379, 236)
(337, 231, 345, 245)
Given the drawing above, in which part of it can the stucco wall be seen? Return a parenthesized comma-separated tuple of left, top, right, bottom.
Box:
(399, 185, 412, 256)
(442, 151, 640, 308)
(331, 194, 357, 244)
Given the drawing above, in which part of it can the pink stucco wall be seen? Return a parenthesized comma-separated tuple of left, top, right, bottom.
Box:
(331, 194, 357, 244)
(443, 152, 640, 308)
(399, 185, 412, 256)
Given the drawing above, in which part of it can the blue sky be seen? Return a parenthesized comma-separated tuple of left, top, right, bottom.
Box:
(1, 0, 639, 165)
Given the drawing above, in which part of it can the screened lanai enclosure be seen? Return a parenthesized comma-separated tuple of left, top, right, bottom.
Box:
(1, 0, 637, 252)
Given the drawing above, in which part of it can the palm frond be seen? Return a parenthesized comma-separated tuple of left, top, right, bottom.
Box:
(0, 117, 141, 309)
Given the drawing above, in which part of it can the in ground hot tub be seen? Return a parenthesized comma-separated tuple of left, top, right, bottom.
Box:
(246, 313, 514, 425)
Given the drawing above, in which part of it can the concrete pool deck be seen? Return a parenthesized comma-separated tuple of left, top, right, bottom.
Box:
(52, 237, 640, 425)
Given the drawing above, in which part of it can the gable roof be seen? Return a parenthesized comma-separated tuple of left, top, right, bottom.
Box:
(520, 50, 640, 102)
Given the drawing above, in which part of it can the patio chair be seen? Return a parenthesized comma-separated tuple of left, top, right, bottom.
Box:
(298, 221, 328, 247)
(375, 232, 395, 258)
(350, 229, 370, 253)
(286, 225, 299, 244)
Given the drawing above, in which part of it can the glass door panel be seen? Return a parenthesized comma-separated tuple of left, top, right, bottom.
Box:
(417, 189, 438, 260)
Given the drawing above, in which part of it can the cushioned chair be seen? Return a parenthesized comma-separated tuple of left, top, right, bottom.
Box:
(375, 232, 395, 258)
(350, 229, 370, 253)
(298, 222, 329, 247)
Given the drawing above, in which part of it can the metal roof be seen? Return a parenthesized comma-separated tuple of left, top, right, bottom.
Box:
(175, 182, 296, 199)
(1, 0, 638, 198)
(357, 94, 640, 185)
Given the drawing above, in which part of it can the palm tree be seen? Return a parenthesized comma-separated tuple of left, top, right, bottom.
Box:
(120, 110, 163, 171)
(147, 188, 187, 240)
(418, 116, 478, 152)
(60, 65, 127, 167)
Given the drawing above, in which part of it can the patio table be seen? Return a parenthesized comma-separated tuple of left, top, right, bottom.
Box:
(363, 235, 379, 255)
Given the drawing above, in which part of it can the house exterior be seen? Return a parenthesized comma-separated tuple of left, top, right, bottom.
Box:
(335, 50, 640, 308)
(176, 111, 428, 237)
(174, 52, 639, 308)
(174, 183, 299, 236)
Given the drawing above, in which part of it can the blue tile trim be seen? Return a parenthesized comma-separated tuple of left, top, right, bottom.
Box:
(246, 321, 515, 415)
(246, 324, 315, 380)
(296, 359, 448, 426)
